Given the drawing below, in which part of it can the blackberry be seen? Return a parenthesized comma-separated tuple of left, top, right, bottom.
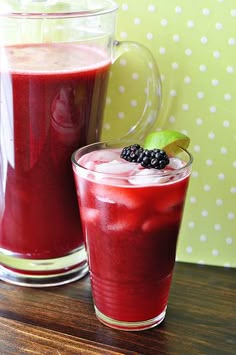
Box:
(120, 145, 169, 169)
(120, 144, 143, 162)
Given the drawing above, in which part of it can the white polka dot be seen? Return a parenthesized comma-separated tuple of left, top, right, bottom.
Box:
(159, 47, 166, 54)
(119, 85, 125, 93)
(215, 22, 223, 30)
(199, 64, 207, 72)
(230, 187, 236, 194)
(201, 210, 209, 217)
(170, 89, 177, 97)
(202, 8, 211, 16)
(223, 120, 230, 127)
(200, 234, 207, 242)
(228, 38, 236, 46)
(226, 66, 234, 73)
(212, 249, 219, 256)
(233, 161, 236, 168)
(121, 3, 129, 11)
(192, 171, 199, 178)
(231, 9, 236, 17)
(119, 58, 127, 66)
(226, 237, 233, 245)
(211, 79, 219, 86)
(134, 17, 141, 25)
(194, 145, 201, 152)
(204, 184, 211, 191)
(186, 246, 193, 254)
(120, 32, 128, 39)
(190, 196, 197, 204)
(196, 117, 203, 125)
(130, 99, 137, 107)
(216, 199, 223, 206)
(228, 212, 235, 220)
(218, 173, 225, 180)
(106, 96, 111, 105)
(160, 74, 165, 81)
(185, 48, 192, 56)
(148, 4, 156, 12)
(201, 36, 208, 44)
(118, 112, 125, 119)
(103, 122, 111, 130)
(169, 115, 176, 123)
(197, 92, 205, 99)
(224, 263, 231, 268)
(173, 34, 180, 42)
(147, 100, 152, 108)
(182, 104, 189, 111)
(187, 20, 195, 28)
(210, 106, 217, 113)
(172, 62, 179, 70)
(208, 131, 215, 139)
(206, 159, 213, 166)
(213, 50, 221, 58)
(132, 73, 139, 80)
(220, 147, 228, 154)
(160, 19, 168, 26)
(214, 224, 221, 231)
(224, 93, 232, 101)
(188, 221, 195, 229)
(184, 76, 191, 84)
(147, 32, 153, 40)
(175, 6, 182, 14)
(197, 260, 205, 265)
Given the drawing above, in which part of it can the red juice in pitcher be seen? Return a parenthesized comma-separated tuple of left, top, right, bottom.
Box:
(72, 144, 192, 330)
(0, 44, 110, 262)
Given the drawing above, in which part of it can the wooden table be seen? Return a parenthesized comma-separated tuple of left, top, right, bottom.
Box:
(0, 262, 235, 354)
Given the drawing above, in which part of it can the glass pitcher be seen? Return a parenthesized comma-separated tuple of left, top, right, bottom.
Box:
(0, 0, 162, 286)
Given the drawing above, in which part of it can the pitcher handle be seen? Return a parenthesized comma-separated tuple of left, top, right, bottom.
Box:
(112, 40, 162, 140)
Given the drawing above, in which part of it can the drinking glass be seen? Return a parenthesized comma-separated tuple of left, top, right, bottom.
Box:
(0, 1, 161, 286)
(72, 141, 193, 330)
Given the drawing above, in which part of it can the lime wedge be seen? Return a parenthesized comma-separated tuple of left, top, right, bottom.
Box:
(144, 130, 190, 154)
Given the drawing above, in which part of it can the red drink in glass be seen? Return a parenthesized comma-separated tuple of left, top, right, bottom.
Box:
(72, 141, 192, 330)
(0, 44, 110, 285)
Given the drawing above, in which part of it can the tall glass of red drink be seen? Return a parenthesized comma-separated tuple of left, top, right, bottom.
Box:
(72, 141, 193, 330)
(0, 1, 161, 286)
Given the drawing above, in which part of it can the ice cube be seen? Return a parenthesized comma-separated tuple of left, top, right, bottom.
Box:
(106, 210, 140, 232)
(80, 207, 99, 224)
(96, 195, 116, 204)
(168, 157, 185, 169)
(142, 215, 171, 232)
(95, 160, 135, 175)
(84, 160, 95, 170)
(128, 169, 170, 185)
(88, 150, 119, 163)
(73, 161, 95, 180)
(142, 216, 162, 233)
(92, 184, 142, 208)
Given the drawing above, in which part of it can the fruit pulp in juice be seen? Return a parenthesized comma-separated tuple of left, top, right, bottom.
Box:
(0, 43, 111, 259)
(74, 149, 191, 322)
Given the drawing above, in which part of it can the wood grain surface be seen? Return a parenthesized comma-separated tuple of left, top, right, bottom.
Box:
(0, 262, 235, 355)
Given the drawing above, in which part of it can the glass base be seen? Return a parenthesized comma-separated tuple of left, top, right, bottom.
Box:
(94, 305, 167, 331)
(0, 245, 89, 287)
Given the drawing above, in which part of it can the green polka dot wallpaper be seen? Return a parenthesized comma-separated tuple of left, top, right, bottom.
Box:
(102, 0, 236, 267)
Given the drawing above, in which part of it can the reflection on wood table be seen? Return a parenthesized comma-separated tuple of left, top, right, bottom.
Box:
(0, 262, 235, 354)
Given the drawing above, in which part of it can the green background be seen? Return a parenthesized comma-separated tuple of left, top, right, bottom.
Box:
(102, 0, 236, 267)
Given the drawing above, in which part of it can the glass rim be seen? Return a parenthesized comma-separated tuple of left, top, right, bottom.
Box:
(0, 0, 118, 19)
(71, 140, 193, 180)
